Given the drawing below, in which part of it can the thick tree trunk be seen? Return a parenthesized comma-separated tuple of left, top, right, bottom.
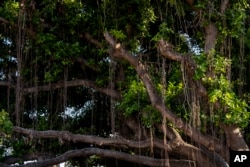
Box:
(204, 23, 249, 152)
(223, 125, 249, 151)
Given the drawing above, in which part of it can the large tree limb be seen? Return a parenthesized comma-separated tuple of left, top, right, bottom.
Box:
(159, 124, 228, 167)
(103, 32, 228, 161)
(223, 125, 249, 151)
(0, 148, 196, 167)
(12, 126, 228, 167)
(2, 152, 55, 165)
(158, 24, 249, 153)
(158, 37, 232, 159)
(12, 126, 167, 150)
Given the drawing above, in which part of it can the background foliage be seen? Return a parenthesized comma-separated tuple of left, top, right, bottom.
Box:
(0, 0, 250, 166)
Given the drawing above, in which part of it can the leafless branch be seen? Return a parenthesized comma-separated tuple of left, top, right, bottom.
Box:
(1, 148, 196, 167)
(2, 152, 55, 165)
(12, 126, 228, 167)
(12, 126, 167, 150)
(0, 81, 13, 87)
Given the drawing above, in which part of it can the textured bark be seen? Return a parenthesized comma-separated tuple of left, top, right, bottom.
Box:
(204, 23, 218, 54)
(223, 125, 249, 151)
(12, 126, 227, 167)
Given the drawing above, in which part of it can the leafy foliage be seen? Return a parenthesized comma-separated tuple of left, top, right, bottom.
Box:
(117, 80, 161, 126)
(0, 110, 13, 134)
(117, 80, 148, 115)
(152, 22, 174, 41)
(1, 0, 250, 166)
(195, 52, 250, 128)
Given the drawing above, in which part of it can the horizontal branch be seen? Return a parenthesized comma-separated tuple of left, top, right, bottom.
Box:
(0, 79, 121, 99)
(2, 152, 55, 165)
(1, 148, 195, 167)
(0, 81, 12, 87)
(0, 17, 9, 24)
(12, 126, 228, 167)
(12, 126, 167, 150)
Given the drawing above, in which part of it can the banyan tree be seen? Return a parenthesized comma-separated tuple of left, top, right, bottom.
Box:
(0, 0, 250, 166)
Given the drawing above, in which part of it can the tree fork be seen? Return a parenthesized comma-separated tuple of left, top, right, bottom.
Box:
(104, 32, 228, 166)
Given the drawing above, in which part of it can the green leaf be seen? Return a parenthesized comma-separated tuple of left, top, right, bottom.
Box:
(0, 110, 13, 134)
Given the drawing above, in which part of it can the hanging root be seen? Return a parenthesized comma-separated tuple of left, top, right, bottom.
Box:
(181, 57, 201, 128)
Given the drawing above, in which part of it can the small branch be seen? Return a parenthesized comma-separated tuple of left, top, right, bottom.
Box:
(1, 148, 196, 167)
(82, 32, 103, 48)
(220, 0, 229, 13)
(158, 40, 183, 62)
(0, 81, 13, 87)
(0, 17, 9, 24)
(75, 57, 100, 72)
